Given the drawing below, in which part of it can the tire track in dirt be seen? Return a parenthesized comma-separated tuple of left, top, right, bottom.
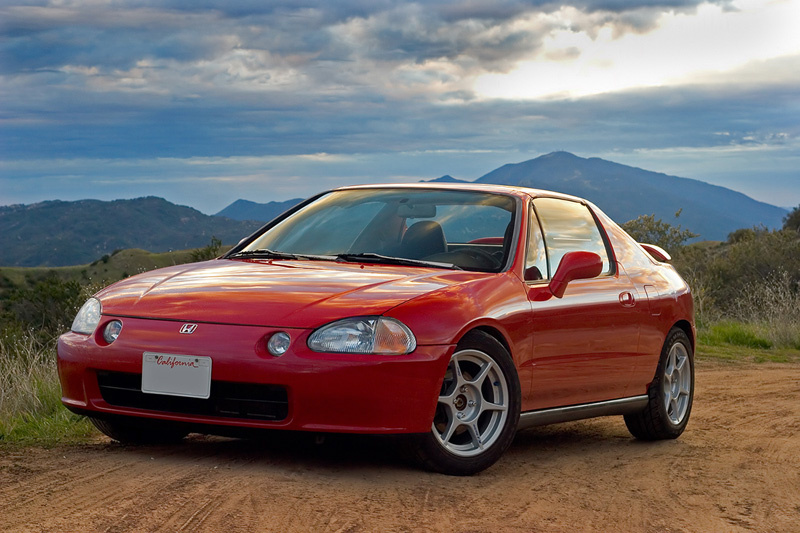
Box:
(1, 362, 799, 532)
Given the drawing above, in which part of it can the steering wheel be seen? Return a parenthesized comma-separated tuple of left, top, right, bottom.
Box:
(460, 247, 502, 270)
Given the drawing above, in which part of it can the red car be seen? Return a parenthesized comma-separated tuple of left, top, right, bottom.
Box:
(58, 184, 695, 475)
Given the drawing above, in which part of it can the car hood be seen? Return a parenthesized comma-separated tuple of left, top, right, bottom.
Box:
(96, 259, 479, 328)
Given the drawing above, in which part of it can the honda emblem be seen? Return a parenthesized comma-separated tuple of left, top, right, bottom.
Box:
(179, 323, 198, 334)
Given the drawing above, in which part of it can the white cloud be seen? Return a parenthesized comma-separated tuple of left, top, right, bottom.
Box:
(474, 0, 800, 99)
(1, 0, 798, 212)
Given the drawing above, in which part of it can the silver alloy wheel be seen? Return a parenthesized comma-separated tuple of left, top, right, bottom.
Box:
(432, 349, 510, 457)
(663, 341, 692, 425)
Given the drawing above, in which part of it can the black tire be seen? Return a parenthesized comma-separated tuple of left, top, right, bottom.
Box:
(625, 328, 694, 440)
(89, 415, 189, 444)
(407, 331, 521, 476)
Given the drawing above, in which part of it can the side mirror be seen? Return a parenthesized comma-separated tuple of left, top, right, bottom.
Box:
(549, 251, 603, 298)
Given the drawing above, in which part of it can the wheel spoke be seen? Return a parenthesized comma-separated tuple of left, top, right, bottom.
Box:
(673, 365, 683, 385)
(439, 389, 455, 404)
(670, 397, 679, 417)
(663, 372, 673, 403)
(470, 360, 494, 388)
(481, 400, 507, 413)
(675, 352, 687, 372)
(466, 422, 485, 451)
(452, 354, 464, 383)
(440, 416, 459, 446)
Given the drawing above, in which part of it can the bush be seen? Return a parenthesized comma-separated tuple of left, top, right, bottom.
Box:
(783, 205, 800, 232)
(2, 273, 86, 341)
(673, 229, 800, 349)
(190, 236, 222, 262)
(673, 229, 800, 321)
(622, 211, 698, 253)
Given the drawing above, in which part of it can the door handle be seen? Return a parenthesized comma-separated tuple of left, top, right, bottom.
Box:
(619, 291, 635, 307)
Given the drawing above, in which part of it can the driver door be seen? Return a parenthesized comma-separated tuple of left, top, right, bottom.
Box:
(525, 198, 642, 409)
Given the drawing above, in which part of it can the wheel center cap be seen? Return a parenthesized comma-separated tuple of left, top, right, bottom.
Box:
(454, 394, 467, 410)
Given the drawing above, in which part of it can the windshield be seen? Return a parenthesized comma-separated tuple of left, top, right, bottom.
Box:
(237, 188, 518, 273)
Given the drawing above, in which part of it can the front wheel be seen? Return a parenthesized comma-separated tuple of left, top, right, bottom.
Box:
(625, 328, 694, 440)
(407, 331, 520, 475)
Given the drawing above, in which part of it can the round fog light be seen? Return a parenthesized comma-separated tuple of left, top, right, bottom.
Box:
(267, 332, 291, 356)
(103, 320, 123, 344)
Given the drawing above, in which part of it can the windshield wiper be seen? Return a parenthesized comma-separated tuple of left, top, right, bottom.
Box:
(229, 248, 299, 260)
(229, 249, 337, 261)
(336, 253, 462, 270)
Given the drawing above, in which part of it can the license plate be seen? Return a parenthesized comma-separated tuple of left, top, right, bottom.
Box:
(142, 352, 212, 399)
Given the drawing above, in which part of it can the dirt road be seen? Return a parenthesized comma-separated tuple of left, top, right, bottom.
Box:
(2, 361, 799, 532)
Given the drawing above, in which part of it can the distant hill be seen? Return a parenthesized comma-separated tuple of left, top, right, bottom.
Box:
(0, 197, 262, 267)
(474, 152, 786, 241)
(220, 154, 786, 241)
(215, 198, 303, 222)
(2, 153, 787, 266)
(424, 175, 468, 183)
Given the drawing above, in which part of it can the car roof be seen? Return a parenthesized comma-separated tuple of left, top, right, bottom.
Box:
(333, 182, 589, 204)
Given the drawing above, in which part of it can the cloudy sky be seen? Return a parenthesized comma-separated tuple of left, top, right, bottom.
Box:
(1, 0, 798, 214)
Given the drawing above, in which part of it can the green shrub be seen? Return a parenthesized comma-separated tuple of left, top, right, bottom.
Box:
(622, 211, 697, 253)
(784, 204, 800, 232)
(2, 274, 84, 342)
(190, 236, 222, 262)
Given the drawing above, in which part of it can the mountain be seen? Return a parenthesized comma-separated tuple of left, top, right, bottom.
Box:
(0, 197, 263, 267)
(2, 153, 786, 267)
(424, 175, 468, 183)
(474, 152, 786, 241)
(215, 198, 303, 222)
(219, 154, 785, 241)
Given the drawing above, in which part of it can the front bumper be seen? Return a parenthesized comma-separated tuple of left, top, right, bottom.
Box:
(57, 316, 454, 434)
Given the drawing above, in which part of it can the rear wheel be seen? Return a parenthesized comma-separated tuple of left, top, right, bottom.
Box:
(625, 328, 694, 440)
(408, 331, 520, 475)
(89, 415, 189, 444)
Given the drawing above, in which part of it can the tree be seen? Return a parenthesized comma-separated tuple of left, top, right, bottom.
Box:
(190, 236, 222, 262)
(783, 205, 800, 232)
(621, 210, 698, 253)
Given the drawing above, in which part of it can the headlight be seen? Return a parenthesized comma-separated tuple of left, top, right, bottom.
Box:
(307, 317, 416, 355)
(71, 298, 101, 335)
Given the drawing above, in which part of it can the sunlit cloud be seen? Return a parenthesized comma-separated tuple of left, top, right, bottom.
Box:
(474, 0, 800, 99)
(0, 0, 798, 211)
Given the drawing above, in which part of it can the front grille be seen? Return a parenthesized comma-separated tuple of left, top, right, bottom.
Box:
(96, 371, 289, 421)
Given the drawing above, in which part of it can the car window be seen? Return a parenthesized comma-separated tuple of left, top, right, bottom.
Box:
(409, 204, 511, 243)
(533, 198, 612, 275)
(241, 188, 518, 273)
(262, 200, 384, 253)
(525, 205, 548, 280)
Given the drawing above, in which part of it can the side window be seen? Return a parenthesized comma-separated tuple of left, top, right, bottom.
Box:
(525, 205, 548, 280)
(533, 198, 612, 275)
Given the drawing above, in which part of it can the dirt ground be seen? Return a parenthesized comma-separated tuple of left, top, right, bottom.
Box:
(1, 361, 799, 533)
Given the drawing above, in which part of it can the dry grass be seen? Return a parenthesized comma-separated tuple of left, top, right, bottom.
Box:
(728, 270, 800, 349)
(0, 333, 93, 445)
